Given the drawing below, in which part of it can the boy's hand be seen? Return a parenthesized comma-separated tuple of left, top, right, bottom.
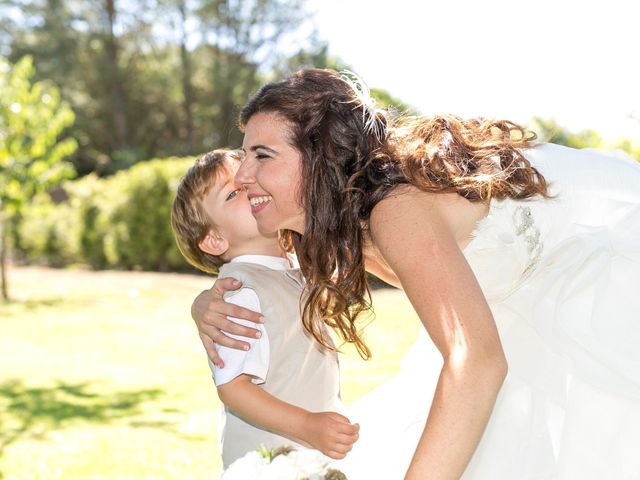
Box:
(191, 277, 264, 368)
(302, 412, 360, 459)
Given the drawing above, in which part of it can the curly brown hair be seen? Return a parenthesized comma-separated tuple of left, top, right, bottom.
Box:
(240, 69, 549, 359)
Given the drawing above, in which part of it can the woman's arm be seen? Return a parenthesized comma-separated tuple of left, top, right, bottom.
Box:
(191, 277, 264, 367)
(369, 189, 507, 480)
(217, 375, 360, 459)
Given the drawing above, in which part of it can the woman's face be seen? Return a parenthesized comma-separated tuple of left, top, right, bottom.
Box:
(237, 111, 306, 235)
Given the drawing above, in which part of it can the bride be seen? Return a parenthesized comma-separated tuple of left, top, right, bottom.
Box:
(191, 69, 640, 479)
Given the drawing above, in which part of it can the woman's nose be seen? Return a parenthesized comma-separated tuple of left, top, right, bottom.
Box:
(235, 157, 254, 187)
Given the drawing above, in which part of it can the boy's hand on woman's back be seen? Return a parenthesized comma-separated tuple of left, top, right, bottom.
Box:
(302, 411, 359, 459)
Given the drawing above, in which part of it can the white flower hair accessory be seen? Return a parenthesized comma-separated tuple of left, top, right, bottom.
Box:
(339, 70, 386, 143)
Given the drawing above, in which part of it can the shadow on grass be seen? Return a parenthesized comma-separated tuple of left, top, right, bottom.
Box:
(16, 298, 67, 309)
(0, 297, 73, 317)
(0, 379, 165, 459)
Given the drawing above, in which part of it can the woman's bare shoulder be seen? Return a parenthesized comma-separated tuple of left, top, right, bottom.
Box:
(370, 185, 488, 248)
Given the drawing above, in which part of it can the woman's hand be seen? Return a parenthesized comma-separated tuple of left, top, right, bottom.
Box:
(191, 277, 264, 368)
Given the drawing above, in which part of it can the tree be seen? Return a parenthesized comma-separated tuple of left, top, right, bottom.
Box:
(0, 55, 77, 300)
(528, 116, 602, 149)
(274, 46, 418, 116)
(370, 87, 418, 116)
(191, 0, 313, 148)
(1, 0, 175, 173)
(176, 0, 196, 153)
(529, 116, 640, 162)
(1, 0, 322, 173)
(103, 0, 130, 152)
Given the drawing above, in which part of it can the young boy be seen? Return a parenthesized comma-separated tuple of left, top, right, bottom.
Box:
(170, 149, 359, 470)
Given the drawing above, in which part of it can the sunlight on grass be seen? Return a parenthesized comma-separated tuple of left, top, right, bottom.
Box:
(0, 266, 422, 479)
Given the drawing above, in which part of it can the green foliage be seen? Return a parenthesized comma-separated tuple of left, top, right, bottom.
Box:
(370, 87, 418, 116)
(0, 1, 419, 177)
(1, 0, 319, 174)
(16, 193, 80, 267)
(613, 137, 640, 161)
(15, 157, 195, 271)
(58, 174, 112, 269)
(274, 47, 418, 117)
(0, 55, 77, 215)
(529, 116, 640, 162)
(528, 117, 602, 150)
(272, 42, 346, 76)
(102, 159, 189, 270)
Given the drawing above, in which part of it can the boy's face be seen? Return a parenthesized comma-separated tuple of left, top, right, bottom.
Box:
(199, 157, 280, 259)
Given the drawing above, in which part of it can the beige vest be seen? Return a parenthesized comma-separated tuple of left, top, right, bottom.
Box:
(217, 261, 342, 468)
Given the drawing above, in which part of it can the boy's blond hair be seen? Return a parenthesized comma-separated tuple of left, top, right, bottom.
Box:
(171, 149, 243, 274)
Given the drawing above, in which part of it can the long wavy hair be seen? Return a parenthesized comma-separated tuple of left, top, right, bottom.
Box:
(239, 69, 550, 359)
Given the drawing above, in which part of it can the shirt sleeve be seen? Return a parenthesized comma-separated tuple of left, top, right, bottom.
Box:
(208, 287, 270, 387)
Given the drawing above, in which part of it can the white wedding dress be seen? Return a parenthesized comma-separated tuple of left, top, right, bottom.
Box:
(338, 143, 640, 479)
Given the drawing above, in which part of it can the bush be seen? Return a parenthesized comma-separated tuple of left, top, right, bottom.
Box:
(17, 193, 81, 267)
(66, 174, 110, 269)
(103, 161, 177, 270)
(14, 156, 196, 271)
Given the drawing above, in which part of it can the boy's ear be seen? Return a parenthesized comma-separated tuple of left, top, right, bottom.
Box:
(199, 230, 229, 256)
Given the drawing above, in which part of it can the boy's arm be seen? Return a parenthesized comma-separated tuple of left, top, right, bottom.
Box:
(217, 374, 359, 459)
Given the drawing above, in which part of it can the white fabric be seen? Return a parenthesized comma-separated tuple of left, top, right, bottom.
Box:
(209, 288, 269, 386)
(339, 144, 640, 479)
(209, 255, 292, 386)
(229, 254, 294, 271)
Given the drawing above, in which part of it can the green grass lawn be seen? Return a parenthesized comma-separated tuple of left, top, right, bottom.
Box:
(0, 266, 420, 479)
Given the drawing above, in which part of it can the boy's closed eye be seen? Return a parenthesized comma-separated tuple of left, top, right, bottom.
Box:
(225, 188, 242, 201)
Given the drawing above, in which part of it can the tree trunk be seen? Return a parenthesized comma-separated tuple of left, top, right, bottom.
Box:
(0, 211, 9, 302)
(104, 0, 129, 151)
(178, 1, 195, 154)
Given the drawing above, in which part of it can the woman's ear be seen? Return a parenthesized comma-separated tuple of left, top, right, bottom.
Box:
(199, 230, 229, 256)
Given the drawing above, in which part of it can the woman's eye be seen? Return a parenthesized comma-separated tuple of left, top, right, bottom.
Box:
(225, 189, 240, 201)
(256, 154, 269, 160)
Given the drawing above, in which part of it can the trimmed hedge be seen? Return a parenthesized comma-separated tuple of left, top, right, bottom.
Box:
(15, 157, 195, 271)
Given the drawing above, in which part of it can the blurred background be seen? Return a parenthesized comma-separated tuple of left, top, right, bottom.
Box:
(0, 0, 638, 478)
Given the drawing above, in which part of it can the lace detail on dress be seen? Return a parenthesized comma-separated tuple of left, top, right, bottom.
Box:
(512, 206, 543, 277)
(463, 200, 547, 301)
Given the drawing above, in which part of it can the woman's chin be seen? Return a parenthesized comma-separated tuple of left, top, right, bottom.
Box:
(257, 221, 280, 237)
(255, 215, 305, 236)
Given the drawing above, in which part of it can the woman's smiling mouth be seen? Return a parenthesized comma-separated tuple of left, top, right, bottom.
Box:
(248, 194, 273, 214)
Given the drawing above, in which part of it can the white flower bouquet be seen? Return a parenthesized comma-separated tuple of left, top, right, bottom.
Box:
(221, 445, 348, 480)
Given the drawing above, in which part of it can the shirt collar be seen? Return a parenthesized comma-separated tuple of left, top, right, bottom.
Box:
(229, 254, 297, 271)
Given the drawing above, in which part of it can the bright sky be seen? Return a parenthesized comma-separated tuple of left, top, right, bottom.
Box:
(307, 0, 640, 141)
